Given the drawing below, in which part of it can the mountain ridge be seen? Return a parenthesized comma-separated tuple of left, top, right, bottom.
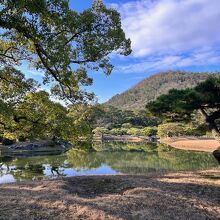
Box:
(105, 71, 219, 110)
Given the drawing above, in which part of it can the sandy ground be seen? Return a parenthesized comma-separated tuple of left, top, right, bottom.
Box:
(0, 169, 219, 220)
(161, 137, 220, 152)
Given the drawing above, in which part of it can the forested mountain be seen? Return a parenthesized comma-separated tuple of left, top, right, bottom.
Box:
(105, 71, 220, 110)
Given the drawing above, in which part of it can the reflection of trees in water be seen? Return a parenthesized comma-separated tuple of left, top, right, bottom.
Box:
(92, 142, 158, 153)
(67, 149, 105, 170)
(156, 144, 217, 171)
(67, 143, 218, 174)
(0, 156, 13, 171)
(0, 155, 67, 181)
(112, 144, 217, 173)
(0, 143, 218, 181)
(51, 166, 60, 175)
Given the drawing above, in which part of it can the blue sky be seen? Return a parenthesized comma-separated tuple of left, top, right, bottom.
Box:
(21, 0, 220, 103)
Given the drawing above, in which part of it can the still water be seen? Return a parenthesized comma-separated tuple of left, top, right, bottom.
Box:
(0, 142, 218, 184)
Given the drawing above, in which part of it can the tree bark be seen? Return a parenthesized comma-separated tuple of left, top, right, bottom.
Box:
(211, 130, 220, 143)
(199, 108, 220, 143)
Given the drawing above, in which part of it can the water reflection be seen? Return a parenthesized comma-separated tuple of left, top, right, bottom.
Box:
(0, 142, 218, 184)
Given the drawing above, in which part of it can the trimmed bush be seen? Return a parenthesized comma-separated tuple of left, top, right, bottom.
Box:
(47, 140, 57, 147)
(2, 138, 15, 145)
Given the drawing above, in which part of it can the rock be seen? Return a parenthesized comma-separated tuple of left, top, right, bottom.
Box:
(8, 143, 42, 150)
(213, 150, 220, 164)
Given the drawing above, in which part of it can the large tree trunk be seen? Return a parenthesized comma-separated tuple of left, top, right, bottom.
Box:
(210, 126, 220, 143)
(198, 109, 220, 164)
(199, 108, 220, 143)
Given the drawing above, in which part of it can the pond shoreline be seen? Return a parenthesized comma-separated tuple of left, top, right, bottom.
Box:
(1, 136, 218, 157)
(0, 168, 219, 219)
(93, 134, 157, 142)
(0, 139, 70, 157)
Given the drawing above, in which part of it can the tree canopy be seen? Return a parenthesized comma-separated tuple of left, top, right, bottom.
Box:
(0, 0, 131, 102)
(146, 76, 220, 141)
(0, 66, 96, 143)
(0, 0, 132, 144)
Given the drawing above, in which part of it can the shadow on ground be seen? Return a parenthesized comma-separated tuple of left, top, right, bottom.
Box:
(0, 169, 219, 220)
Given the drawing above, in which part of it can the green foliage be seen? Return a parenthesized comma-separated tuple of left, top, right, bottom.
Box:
(46, 140, 56, 148)
(121, 123, 132, 128)
(156, 122, 208, 137)
(2, 137, 15, 145)
(147, 76, 220, 140)
(83, 104, 160, 138)
(140, 127, 157, 136)
(147, 77, 220, 121)
(0, 67, 38, 103)
(93, 127, 109, 135)
(0, 143, 217, 182)
(93, 126, 157, 137)
(157, 123, 187, 137)
(0, 1, 132, 145)
(0, 0, 131, 102)
(106, 71, 219, 110)
(18, 136, 27, 142)
(0, 68, 100, 145)
(67, 104, 108, 143)
(109, 128, 128, 135)
(126, 128, 140, 135)
(91, 105, 159, 129)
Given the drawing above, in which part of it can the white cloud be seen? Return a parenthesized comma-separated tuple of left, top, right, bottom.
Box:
(116, 49, 220, 73)
(113, 0, 220, 57)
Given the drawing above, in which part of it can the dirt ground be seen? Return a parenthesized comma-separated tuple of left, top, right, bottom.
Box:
(161, 137, 220, 152)
(0, 169, 219, 220)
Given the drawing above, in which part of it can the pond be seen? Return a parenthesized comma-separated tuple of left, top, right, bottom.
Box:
(0, 142, 218, 184)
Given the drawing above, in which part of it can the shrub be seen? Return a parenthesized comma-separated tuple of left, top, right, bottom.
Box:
(121, 123, 132, 129)
(18, 136, 27, 142)
(127, 128, 140, 135)
(47, 140, 57, 147)
(157, 123, 186, 137)
(2, 138, 15, 145)
(93, 127, 109, 135)
(157, 123, 208, 137)
(109, 128, 128, 135)
(140, 127, 157, 136)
